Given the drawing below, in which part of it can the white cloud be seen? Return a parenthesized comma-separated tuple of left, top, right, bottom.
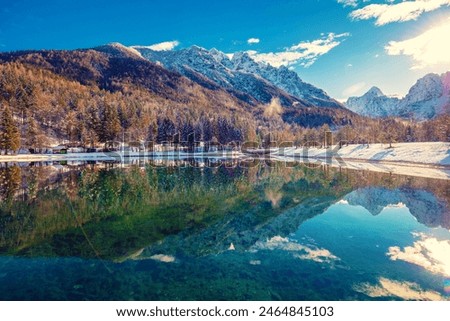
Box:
(247, 37, 260, 44)
(248, 32, 350, 68)
(132, 40, 180, 51)
(385, 18, 450, 69)
(251, 236, 339, 264)
(249, 51, 307, 68)
(338, 0, 359, 7)
(149, 254, 176, 263)
(293, 249, 338, 264)
(343, 81, 367, 97)
(387, 232, 450, 277)
(354, 277, 444, 300)
(337, 0, 371, 8)
(385, 202, 407, 208)
(351, 0, 450, 26)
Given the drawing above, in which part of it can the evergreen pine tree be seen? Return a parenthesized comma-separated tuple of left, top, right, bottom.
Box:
(25, 116, 39, 151)
(0, 105, 21, 154)
(100, 103, 121, 147)
(157, 118, 176, 144)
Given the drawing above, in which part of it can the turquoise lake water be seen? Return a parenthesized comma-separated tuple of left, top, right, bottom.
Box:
(0, 160, 449, 300)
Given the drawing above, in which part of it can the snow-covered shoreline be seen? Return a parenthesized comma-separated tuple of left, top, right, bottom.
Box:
(0, 150, 243, 163)
(0, 143, 449, 180)
(0, 143, 448, 166)
(272, 142, 450, 167)
(270, 142, 450, 180)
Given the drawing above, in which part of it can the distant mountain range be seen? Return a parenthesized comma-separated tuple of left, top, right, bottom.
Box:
(0, 42, 357, 134)
(345, 73, 450, 119)
(344, 187, 450, 228)
(1, 40, 448, 142)
(118, 42, 450, 120)
(132, 44, 342, 108)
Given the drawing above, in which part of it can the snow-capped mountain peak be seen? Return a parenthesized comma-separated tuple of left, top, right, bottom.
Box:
(402, 74, 442, 104)
(397, 73, 448, 119)
(208, 48, 230, 64)
(132, 44, 343, 108)
(231, 51, 260, 72)
(365, 86, 384, 97)
(345, 86, 399, 117)
(345, 73, 450, 119)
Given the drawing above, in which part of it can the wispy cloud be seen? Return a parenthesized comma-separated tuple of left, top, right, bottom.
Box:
(251, 236, 339, 264)
(350, 0, 450, 26)
(247, 37, 260, 44)
(385, 18, 450, 69)
(149, 254, 176, 263)
(132, 40, 180, 51)
(343, 81, 367, 97)
(248, 32, 349, 68)
(354, 277, 444, 300)
(387, 232, 450, 277)
(337, 0, 371, 8)
(338, 0, 359, 8)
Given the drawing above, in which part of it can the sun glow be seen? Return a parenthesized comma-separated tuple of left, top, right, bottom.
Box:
(385, 17, 450, 69)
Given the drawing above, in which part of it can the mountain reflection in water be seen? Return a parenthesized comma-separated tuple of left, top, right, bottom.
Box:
(0, 159, 449, 300)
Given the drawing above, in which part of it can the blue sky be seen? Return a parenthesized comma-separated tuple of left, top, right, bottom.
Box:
(1, 0, 450, 100)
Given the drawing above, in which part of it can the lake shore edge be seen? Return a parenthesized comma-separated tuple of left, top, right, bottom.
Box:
(1, 142, 448, 166)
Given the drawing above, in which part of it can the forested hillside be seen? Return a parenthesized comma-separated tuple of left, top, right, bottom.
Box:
(0, 45, 448, 154)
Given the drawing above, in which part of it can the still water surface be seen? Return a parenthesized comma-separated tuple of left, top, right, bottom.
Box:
(0, 159, 449, 300)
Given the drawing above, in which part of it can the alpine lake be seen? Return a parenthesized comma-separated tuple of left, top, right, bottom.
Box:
(0, 157, 449, 301)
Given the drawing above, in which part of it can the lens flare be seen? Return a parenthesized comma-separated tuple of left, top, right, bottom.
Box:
(444, 279, 450, 294)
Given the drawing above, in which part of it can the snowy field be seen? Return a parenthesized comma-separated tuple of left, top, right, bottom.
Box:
(270, 142, 450, 180)
(273, 142, 450, 166)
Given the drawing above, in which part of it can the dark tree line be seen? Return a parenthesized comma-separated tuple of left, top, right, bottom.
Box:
(155, 116, 243, 150)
